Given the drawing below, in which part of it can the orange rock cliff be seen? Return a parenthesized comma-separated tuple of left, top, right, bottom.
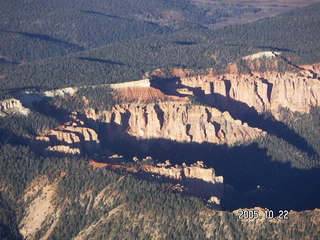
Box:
(32, 56, 320, 156)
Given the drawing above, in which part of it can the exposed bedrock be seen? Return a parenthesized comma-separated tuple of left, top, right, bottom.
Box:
(140, 161, 226, 200)
(165, 62, 320, 118)
(86, 102, 264, 146)
(33, 120, 102, 156)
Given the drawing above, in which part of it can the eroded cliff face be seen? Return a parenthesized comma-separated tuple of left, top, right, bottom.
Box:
(88, 159, 225, 199)
(140, 161, 223, 184)
(17, 173, 126, 240)
(0, 98, 30, 117)
(178, 70, 320, 116)
(31, 57, 320, 157)
(32, 98, 263, 156)
(166, 58, 320, 118)
(19, 175, 62, 240)
(149, 54, 320, 117)
(86, 101, 264, 145)
(34, 118, 101, 156)
(28, 56, 320, 155)
(140, 161, 225, 200)
(79, 57, 320, 149)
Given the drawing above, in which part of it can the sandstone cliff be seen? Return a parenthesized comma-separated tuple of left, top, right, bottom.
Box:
(73, 57, 319, 149)
(87, 101, 264, 145)
(34, 120, 101, 156)
(140, 161, 223, 184)
(88, 159, 224, 200)
(32, 57, 320, 155)
(114, 86, 186, 102)
(147, 56, 320, 119)
(162, 58, 320, 118)
(0, 98, 30, 117)
(140, 161, 225, 199)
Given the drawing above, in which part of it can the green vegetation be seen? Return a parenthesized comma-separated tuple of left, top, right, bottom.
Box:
(253, 107, 320, 170)
(0, 193, 22, 240)
(1, 2, 320, 99)
(0, 112, 59, 145)
(0, 0, 260, 62)
(1, 2, 320, 239)
(0, 99, 319, 239)
(78, 85, 117, 111)
(0, 142, 319, 239)
(279, 107, 320, 155)
(36, 85, 117, 115)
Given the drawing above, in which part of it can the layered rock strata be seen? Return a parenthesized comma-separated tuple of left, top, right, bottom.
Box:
(166, 60, 320, 117)
(87, 101, 264, 145)
(140, 161, 223, 184)
(140, 161, 225, 199)
(34, 120, 101, 156)
(0, 98, 30, 116)
(33, 57, 320, 154)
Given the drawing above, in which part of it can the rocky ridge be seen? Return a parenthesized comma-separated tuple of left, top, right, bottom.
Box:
(86, 102, 264, 145)
(16, 171, 320, 240)
(80, 55, 320, 148)
(140, 160, 225, 202)
(34, 116, 101, 156)
(141, 160, 223, 184)
(157, 56, 320, 118)
(31, 56, 320, 156)
(178, 70, 320, 117)
(0, 98, 30, 116)
(89, 158, 226, 201)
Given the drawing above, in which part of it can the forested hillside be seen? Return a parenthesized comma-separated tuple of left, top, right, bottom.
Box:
(1, 2, 320, 99)
(0, 141, 319, 239)
(0, 0, 261, 62)
(1, 1, 320, 239)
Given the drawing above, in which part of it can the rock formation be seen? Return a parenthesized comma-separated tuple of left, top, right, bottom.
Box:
(167, 56, 320, 118)
(80, 56, 320, 147)
(178, 70, 320, 117)
(34, 119, 101, 156)
(140, 161, 223, 184)
(89, 161, 138, 173)
(114, 85, 186, 103)
(85, 158, 225, 200)
(87, 101, 264, 145)
(140, 161, 225, 199)
(0, 98, 30, 116)
(141, 164, 182, 180)
(32, 56, 320, 156)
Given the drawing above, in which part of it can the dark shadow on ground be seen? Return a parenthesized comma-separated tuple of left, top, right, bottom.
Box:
(72, 114, 320, 212)
(79, 10, 128, 20)
(79, 9, 161, 27)
(0, 58, 20, 65)
(136, 169, 225, 201)
(201, 92, 316, 155)
(151, 77, 316, 155)
(3, 86, 41, 97)
(77, 57, 125, 65)
(222, 43, 294, 53)
(21, 98, 320, 212)
(0, 127, 27, 146)
(1, 30, 85, 50)
(174, 41, 197, 46)
(256, 46, 294, 53)
(0, 193, 23, 240)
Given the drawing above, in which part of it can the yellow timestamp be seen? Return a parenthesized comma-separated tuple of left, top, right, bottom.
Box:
(238, 210, 289, 220)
